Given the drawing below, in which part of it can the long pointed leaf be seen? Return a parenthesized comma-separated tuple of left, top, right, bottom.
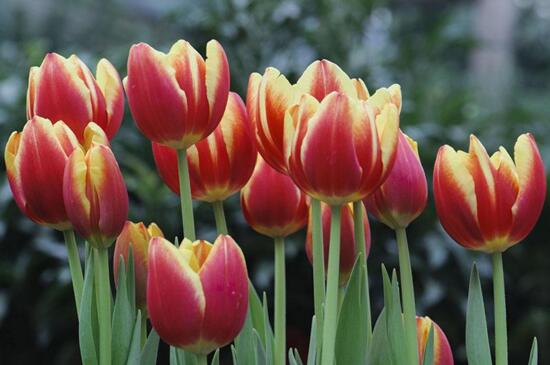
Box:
(422, 325, 434, 365)
(528, 337, 538, 365)
(307, 316, 317, 365)
(79, 252, 98, 365)
(466, 264, 493, 365)
(112, 257, 134, 365)
(126, 311, 143, 365)
(140, 329, 160, 365)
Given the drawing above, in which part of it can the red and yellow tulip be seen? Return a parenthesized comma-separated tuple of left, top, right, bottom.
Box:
(125, 39, 230, 149)
(113, 221, 163, 310)
(433, 134, 546, 253)
(63, 132, 128, 248)
(241, 156, 308, 238)
(305, 202, 371, 284)
(152, 92, 257, 202)
(364, 131, 427, 229)
(147, 235, 248, 354)
(416, 316, 454, 365)
(287, 92, 400, 205)
(5, 116, 81, 230)
(27, 53, 124, 141)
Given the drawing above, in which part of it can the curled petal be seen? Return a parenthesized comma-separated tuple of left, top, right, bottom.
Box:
(295, 59, 356, 100)
(205, 40, 230, 136)
(96, 59, 124, 139)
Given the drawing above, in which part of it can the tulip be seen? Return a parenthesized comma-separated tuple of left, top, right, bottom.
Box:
(147, 235, 248, 354)
(287, 92, 400, 205)
(241, 156, 308, 238)
(113, 221, 163, 310)
(305, 202, 371, 285)
(5, 116, 82, 229)
(416, 316, 454, 365)
(247, 59, 373, 174)
(27, 53, 124, 141)
(152, 92, 257, 201)
(433, 134, 546, 253)
(125, 39, 230, 149)
(63, 137, 129, 249)
(364, 131, 427, 229)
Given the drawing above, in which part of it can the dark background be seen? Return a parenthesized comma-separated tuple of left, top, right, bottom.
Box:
(0, 0, 549, 364)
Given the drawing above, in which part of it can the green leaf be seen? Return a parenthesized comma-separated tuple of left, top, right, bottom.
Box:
(528, 337, 538, 365)
(335, 257, 368, 365)
(126, 310, 143, 365)
(234, 303, 256, 365)
(466, 264, 493, 365)
(289, 349, 299, 365)
(79, 252, 98, 365)
(253, 329, 267, 365)
(293, 349, 304, 365)
(422, 325, 434, 365)
(262, 292, 275, 365)
(383, 267, 408, 365)
(170, 347, 179, 365)
(306, 316, 317, 365)
(112, 257, 135, 365)
(139, 329, 160, 365)
(367, 309, 393, 365)
(126, 248, 136, 316)
(249, 281, 267, 344)
(210, 349, 220, 365)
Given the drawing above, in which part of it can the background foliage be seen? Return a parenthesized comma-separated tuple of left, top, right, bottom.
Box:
(0, 0, 549, 364)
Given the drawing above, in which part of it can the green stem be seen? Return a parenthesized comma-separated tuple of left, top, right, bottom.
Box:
(63, 230, 83, 317)
(141, 314, 147, 348)
(197, 354, 208, 365)
(396, 228, 419, 364)
(321, 205, 341, 365)
(311, 198, 325, 364)
(274, 237, 286, 365)
(493, 252, 508, 365)
(177, 148, 196, 241)
(352, 201, 372, 346)
(93, 248, 112, 365)
(212, 200, 228, 235)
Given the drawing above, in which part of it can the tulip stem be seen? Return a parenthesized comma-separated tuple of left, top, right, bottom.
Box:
(321, 205, 342, 365)
(63, 230, 83, 317)
(492, 252, 508, 365)
(93, 247, 112, 365)
(177, 148, 196, 241)
(395, 228, 419, 364)
(274, 236, 286, 365)
(197, 354, 208, 365)
(212, 200, 228, 235)
(311, 198, 325, 363)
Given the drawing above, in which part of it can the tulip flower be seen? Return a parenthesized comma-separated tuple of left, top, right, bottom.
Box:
(433, 134, 546, 253)
(152, 92, 257, 201)
(63, 137, 129, 249)
(364, 131, 427, 229)
(305, 202, 371, 284)
(27, 53, 124, 141)
(241, 156, 308, 238)
(113, 221, 163, 310)
(287, 92, 400, 205)
(5, 116, 81, 230)
(147, 235, 248, 355)
(125, 39, 230, 149)
(416, 316, 454, 365)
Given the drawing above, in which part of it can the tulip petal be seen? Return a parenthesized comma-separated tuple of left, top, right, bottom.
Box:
(26, 66, 39, 119)
(96, 59, 124, 139)
(152, 142, 180, 194)
(352, 78, 370, 100)
(205, 40, 230, 133)
(295, 60, 356, 100)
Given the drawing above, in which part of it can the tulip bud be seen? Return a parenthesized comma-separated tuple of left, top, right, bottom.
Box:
(63, 138, 128, 248)
(125, 39, 230, 149)
(113, 221, 163, 310)
(364, 131, 427, 229)
(305, 202, 371, 284)
(241, 156, 308, 238)
(247, 59, 371, 174)
(416, 316, 454, 365)
(152, 92, 257, 201)
(433, 134, 546, 253)
(147, 235, 248, 354)
(4, 116, 80, 230)
(287, 92, 400, 205)
(27, 53, 124, 140)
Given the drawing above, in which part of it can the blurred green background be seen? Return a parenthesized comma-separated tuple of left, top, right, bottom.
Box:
(0, 0, 549, 364)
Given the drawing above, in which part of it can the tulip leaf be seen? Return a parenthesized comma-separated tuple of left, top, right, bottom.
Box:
(112, 257, 135, 365)
(528, 337, 538, 365)
(249, 281, 266, 344)
(367, 309, 393, 365)
(79, 253, 99, 365)
(126, 248, 136, 315)
(288, 349, 302, 365)
(253, 329, 267, 365)
(293, 349, 304, 365)
(139, 329, 159, 365)
(126, 310, 143, 365)
(422, 324, 434, 365)
(306, 316, 317, 365)
(234, 300, 257, 365)
(262, 292, 275, 365)
(232, 348, 239, 365)
(335, 257, 368, 365)
(382, 266, 408, 365)
(466, 264, 493, 365)
(210, 349, 220, 365)
(170, 347, 179, 365)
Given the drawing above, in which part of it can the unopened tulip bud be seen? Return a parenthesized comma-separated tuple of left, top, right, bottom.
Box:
(433, 134, 546, 253)
(152, 92, 257, 201)
(364, 131, 427, 229)
(147, 235, 248, 354)
(305, 202, 371, 284)
(241, 156, 308, 238)
(113, 221, 163, 309)
(125, 39, 230, 149)
(416, 316, 454, 365)
(27, 53, 124, 140)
